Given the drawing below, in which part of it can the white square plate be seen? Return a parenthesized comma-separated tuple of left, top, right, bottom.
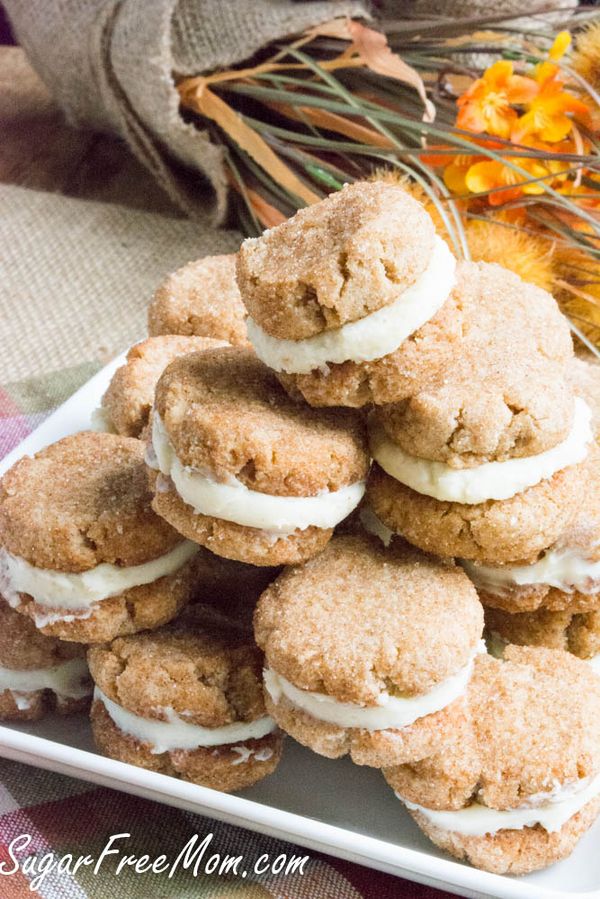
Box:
(1, 356, 599, 899)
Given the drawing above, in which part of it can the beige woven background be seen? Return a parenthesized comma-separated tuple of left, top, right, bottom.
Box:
(0, 0, 369, 384)
(4, 0, 369, 221)
(0, 186, 241, 382)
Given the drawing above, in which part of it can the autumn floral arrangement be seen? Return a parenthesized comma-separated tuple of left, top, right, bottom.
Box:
(177, 7, 600, 352)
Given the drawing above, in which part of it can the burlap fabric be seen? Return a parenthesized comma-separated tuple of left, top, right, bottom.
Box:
(0, 184, 241, 382)
(4, 0, 370, 223)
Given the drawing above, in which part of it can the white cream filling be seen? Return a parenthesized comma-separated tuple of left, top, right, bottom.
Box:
(263, 640, 485, 731)
(95, 687, 276, 754)
(463, 544, 600, 596)
(359, 506, 394, 547)
(589, 654, 600, 674)
(399, 771, 600, 836)
(246, 236, 456, 374)
(0, 658, 91, 699)
(149, 413, 365, 534)
(230, 744, 274, 766)
(0, 541, 198, 611)
(371, 398, 592, 505)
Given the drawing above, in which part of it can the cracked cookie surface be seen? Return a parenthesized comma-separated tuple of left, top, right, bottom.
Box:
(153, 347, 369, 496)
(371, 355, 574, 467)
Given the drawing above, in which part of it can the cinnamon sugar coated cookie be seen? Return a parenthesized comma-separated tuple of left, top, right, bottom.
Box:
(148, 254, 249, 346)
(99, 335, 227, 437)
(254, 534, 484, 767)
(0, 432, 199, 642)
(148, 347, 369, 566)
(463, 451, 600, 611)
(385, 646, 600, 874)
(367, 459, 586, 565)
(0, 599, 91, 720)
(238, 181, 436, 340)
(371, 356, 573, 467)
(272, 260, 572, 409)
(89, 605, 282, 792)
(237, 182, 458, 408)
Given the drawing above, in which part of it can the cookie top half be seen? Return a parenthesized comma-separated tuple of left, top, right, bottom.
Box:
(371, 260, 575, 466)
(237, 181, 435, 340)
(254, 534, 483, 703)
(153, 347, 369, 496)
(0, 432, 181, 571)
(148, 253, 249, 346)
(88, 605, 265, 728)
(372, 357, 575, 467)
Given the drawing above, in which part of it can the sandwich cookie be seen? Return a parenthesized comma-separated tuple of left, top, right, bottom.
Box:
(254, 534, 484, 767)
(367, 351, 591, 564)
(237, 181, 458, 408)
(0, 598, 91, 720)
(147, 348, 369, 566)
(463, 451, 600, 612)
(96, 335, 227, 437)
(148, 253, 249, 346)
(89, 605, 282, 792)
(0, 432, 199, 642)
(385, 646, 600, 875)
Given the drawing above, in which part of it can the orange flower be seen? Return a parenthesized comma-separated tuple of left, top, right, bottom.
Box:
(457, 61, 538, 138)
(549, 30, 572, 62)
(512, 31, 590, 143)
(464, 154, 559, 205)
(512, 77, 590, 143)
(443, 154, 477, 194)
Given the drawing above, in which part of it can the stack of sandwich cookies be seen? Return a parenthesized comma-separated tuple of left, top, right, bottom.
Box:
(237, 181, 459, 408)
(254, 534, 484, 767)
(147, 347, 369, 566)
(0, 432, 200, 642)
(385, 646, 600, 875)
(0, 598, 91, 720)
(89, 605, 282, 792)
(148, 254, 249, 346)
(97, 335, 227, 437)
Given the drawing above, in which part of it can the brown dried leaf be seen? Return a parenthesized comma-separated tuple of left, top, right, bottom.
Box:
(180, 83, 320, 206)
(348, 20, 436, 123)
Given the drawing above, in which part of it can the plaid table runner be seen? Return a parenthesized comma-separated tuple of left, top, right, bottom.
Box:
(0, 352, 456, 899)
